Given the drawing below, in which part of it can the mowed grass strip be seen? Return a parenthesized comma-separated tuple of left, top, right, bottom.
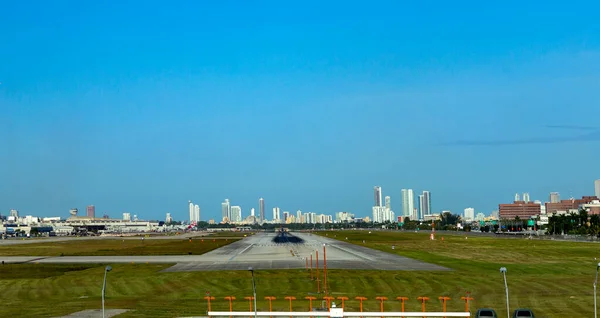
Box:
(315, 230, 600, 317)
(0, 237, 237, 256)
(1, 231, 597, 317)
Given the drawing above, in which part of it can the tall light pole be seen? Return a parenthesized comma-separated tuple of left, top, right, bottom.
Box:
(102, 265, 112, 318)
(500, 267, 509, 318)
(595, 263, 600, 318)
(249, 267, 258, 318)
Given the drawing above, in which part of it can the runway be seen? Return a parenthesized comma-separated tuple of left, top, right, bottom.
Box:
(0, 232, 449, 271)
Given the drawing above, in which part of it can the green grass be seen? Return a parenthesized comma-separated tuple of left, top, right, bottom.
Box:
(0, 238, 237, 256)
(0, 231, 596, 317)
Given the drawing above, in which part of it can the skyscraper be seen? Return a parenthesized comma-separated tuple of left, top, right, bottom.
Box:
(523, 192, 530, 203)
(189, 201, 194, 223)
(514, 193, 520, 202)
(259, 198, 265, 222)
(231, 206, 242, 223)
(595, 180, 600, 198)
(86, 205, 95, 218)
(221, 199, 231, 222)
(550, 192, 560, 203)
(385, 196, 391, 210)
(194, 204, 200, 222)
(419, 191, 431, 219)
(374, 186, 382, 207)
(250, 208, 255, 217)
(401, 189, 414, 217)
(273, 207, 281, 221)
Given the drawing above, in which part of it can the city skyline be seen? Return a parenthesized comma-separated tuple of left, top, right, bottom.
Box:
(2, 2, 599, 221)
(4, 179, 600, 222)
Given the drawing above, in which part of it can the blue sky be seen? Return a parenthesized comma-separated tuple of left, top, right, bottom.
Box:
(1, 1, 600, 221)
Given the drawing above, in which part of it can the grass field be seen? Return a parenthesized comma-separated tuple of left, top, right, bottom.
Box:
(0, 231, 596, 317)
(0, 237, 237, 256)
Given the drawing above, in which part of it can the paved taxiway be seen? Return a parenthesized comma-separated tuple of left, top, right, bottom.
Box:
(1, 232, 448, 271)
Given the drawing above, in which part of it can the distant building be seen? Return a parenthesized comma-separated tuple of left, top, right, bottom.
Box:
(499, 201, 541, 219)
(9, 209, 18, 218)
(522, 192, 530, 203)
(69, 208, 78, 217)
(231, 206, 242, 223)
(221, 199, 231, 222)
(545, 196, 599, 215)
(272, 207, 281, 221)
(86, 205, 95, 218)
(372, 206, 394, 223)
(123, 213, 131, 221)
(188, 201, 194, 223)
(475, 213, 485, 222)
(385, 196, 391, 210)
(419, 191, 431, 220)
(259, 198, 265, 222)
(165, 213, 173, 223)
(374, 186, 383, 207)
(550, 192, 560, 203)
(194, 204, 200, 222)
(401, 189, 414, 217)
(464, 208, 475, 221)
(595, 180, 600, 199)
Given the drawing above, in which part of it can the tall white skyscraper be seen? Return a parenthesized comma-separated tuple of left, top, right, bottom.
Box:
(221, 199, 231, 222)
(595, 180, 600, 198)
(515, 193, 521, 201)
(296, 210, 303, 223)
(165, 213, 173, 223)
(273, 207, 281, 221)
(231, 206, 242, 223)
(549, 192, 560, 203)
(463, 207, 475, 221)
(401, 189, 414, 217)
(385, 196, 391, 210)
(250, 208, 255, 217)
(123, 212, 131, 221)
(374, 186, 383, 207)
(194, 204, 200, 222)
(523, 192, 530, 203)
(188, 201, 194, 223)
(259, 198, 265, 221)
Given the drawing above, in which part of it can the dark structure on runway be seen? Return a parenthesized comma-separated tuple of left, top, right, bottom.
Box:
(272, 229, 304, 244)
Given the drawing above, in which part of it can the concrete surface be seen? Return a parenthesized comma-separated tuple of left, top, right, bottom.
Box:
(163, 232, 448, 271)
(0, 232, 449, 271)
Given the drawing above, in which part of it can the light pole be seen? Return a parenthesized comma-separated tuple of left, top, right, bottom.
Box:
(500, 267, 509, 318)
(102, 265, 112, 318)
(594, 263, 600, 318)
(249, 267, 258, 318)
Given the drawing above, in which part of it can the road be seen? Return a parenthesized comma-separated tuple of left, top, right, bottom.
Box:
(0, 232, 449, 271)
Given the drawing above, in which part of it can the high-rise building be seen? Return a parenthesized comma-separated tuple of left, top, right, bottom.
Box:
(523, 192, 530, 203)
(550, 192, 560, 203)
(401, 189, 414, 217)
(123, 212, 131, 221)
(250, 208, 255, 217)
(463, 208, 475, 221)
(231, 206, 242, 223)
(385, 196, 391, 210)
(283, 211, 290, 222)
(221, 199, 231, 222)
(165, 213, 173, 223)
(194, 204, 200, 222)
(259, 198, 265, 222)
(86, 205, 95, 218)
(372, 206, 394, 223)
(514, 193, 520, 201)
(419, 191, 431, 219)
(189, 201, 194, 223)
(9, 209, 18, 218)
(273, 207, 281, 221)
(296, 210, 303, 223)
(595, 180, 600, 199)
(374, 186, 383, 207)
(69, 208, 78, 217)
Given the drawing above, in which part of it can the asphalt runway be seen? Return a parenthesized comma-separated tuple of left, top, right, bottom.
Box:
(162, 232, 448, 272)
(0, 232, 449, 271)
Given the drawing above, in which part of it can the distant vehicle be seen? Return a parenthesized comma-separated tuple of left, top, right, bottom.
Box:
(512, 309, 535, 318)
(475, 308, 498, 317)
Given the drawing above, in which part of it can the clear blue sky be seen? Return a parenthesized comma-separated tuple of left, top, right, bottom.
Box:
(2, 1, 600, 221)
